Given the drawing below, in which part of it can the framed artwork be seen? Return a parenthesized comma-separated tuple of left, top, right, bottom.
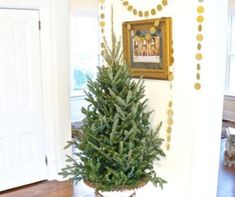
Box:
(122, 17, 173, 80)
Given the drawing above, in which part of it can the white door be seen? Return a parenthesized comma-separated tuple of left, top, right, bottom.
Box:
(0, 9, 47, 191)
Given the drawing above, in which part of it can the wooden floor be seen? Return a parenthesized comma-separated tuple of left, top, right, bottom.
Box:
(0, 181, 72, 197)
(217, 139, 235, 197)
(217, 120, 235, 197)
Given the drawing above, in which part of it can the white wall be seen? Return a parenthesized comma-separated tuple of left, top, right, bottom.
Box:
(190, 1, 228, 196)
(102, 0, 228, 196)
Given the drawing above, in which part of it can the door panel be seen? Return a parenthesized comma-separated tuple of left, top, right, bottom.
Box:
(0, 9, 47, 191)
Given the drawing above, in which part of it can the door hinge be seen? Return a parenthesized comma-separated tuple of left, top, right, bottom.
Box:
(38, 20, 41, 30)
(45, 156, 48, 166)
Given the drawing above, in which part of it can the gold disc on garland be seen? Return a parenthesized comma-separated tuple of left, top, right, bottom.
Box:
(196, 73, 200, 80)
(196, 34, 203, 41)
(194, 82, 201, 90)
(197, 6, 204, 13)
(120, 0, 170, 17)
(198, 24, 202, 32)
(144, 11, 149, 17)
(162, 0, 168, 6)
(157, 4, 163, 11)
(197, 15, 204, 23)
(133, 9, 137, 15)
(195, 53, 203, 60)
(197, 64, 201, 70)
(138, 10, 143, 17)
(167, 127, 172, 133)
(128, 5, 133, 11)
(151, 9, 156, 15)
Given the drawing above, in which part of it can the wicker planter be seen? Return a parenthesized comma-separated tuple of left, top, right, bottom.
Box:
(73, 179, 148, 197)
(95, 189, 137, 197)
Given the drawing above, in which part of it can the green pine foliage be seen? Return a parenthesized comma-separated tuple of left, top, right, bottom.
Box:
(60, 13, 166, 192)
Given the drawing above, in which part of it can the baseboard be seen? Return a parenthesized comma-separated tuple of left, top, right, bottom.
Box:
(223, 111, 235, 122)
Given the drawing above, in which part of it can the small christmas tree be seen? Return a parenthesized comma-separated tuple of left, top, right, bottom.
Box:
(60, 11, 166, 192)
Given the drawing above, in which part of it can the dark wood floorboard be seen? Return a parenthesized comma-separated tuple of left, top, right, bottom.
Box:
(0, 181, 72, 197)
(217, 121, 235, 197)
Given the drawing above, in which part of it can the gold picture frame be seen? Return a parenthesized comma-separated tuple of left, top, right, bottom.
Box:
(122, 17, 172, 80)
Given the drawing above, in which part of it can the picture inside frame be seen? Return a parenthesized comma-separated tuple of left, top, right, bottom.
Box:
(122, 17, 172, 80)
(131, 29, 162, 68)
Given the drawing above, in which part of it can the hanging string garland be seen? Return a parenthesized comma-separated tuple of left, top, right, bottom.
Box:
(120, 0, 174, 150)
(166, 42, 174, 150)
(194, 0, 205, 90)
(99, 0, 106, 35)
(99, 0, 107, 57)
(120, 0, 170, 17)
(99, 0, 174, 150)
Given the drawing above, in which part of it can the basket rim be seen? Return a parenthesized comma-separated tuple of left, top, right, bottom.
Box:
(83, 177, 148, 192)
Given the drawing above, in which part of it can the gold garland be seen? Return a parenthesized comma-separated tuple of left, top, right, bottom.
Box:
(120, 0, 170, 17)
(119, 0, 174, 150)
(166, 42, 174, 150)
(99, 0, 107, 57)
(99, 0, 106, 35)
(99, 0, 174, 150)
(194, 0, 205, 90)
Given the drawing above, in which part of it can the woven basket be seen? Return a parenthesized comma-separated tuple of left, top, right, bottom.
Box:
(84, 179, 148, 197)
(73, 179, 148, 197)
(95, 189, 136, 197)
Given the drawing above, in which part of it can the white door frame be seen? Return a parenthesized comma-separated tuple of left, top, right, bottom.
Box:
(0, 0, 71, 181)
